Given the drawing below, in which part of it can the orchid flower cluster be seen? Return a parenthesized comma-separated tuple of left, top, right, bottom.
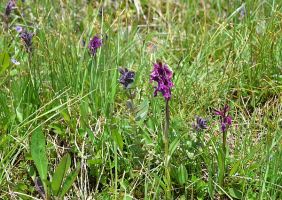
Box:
(5, 0, 16, 16)
(118, 68, 135, 89)
(214, 105, 232, 133)
(150, 62, 174, 101)
(14, 26, 33, 52)
(88, 35, 103, 56)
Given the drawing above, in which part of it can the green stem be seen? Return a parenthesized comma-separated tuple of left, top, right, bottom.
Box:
(4, 16, 8, 32)
(221, 130, 227, 188)
(127, 89, 134, 112)
(114, 142, 118, 200)
(164, 100, 171, 199)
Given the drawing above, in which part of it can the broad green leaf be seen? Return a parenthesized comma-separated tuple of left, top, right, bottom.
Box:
(111, 130, 124, 150)
(177, 164, 188, 185)
(60, 110, 70, 122)
(141, 131, 153, 145)
(217, 148, 225, 186)
(135, 99, 149, 121)
(0, 52, 10, 75)
(229, 161, 240, 176)
(169, 136, 181, 157)
(51, 154, 71, 196)
(228, 187, 242, 199)
(31, 128, 48, 184)
(59, 163, 80, 198)
(153, 173, 166, 191)
(16, 107, 23, 123)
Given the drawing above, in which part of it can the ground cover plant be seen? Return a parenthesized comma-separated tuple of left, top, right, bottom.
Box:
(1, 0, 282, 199)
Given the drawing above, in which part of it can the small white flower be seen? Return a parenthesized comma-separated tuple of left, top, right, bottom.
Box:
(11, 58, 20, 65)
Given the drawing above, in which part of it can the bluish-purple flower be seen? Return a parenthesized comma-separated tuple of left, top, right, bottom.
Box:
(5, 0, 16, 16)
(150, 62, 173, 101)
(214, 105, 232, 133)
(19, 29, 33, 52)
(88, 35, 102, 56)
(118, 68, 135, 89)
(192, 116, 207, 131)
(15, 25, 23, 33)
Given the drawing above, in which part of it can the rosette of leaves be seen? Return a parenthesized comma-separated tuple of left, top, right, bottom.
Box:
(30, 127, 80, 199)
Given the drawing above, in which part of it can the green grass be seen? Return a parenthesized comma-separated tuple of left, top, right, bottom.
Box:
(1, 0, 282, 199)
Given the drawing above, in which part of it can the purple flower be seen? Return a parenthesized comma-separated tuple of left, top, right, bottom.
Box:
(150, 62, 173, 101)
(88, 35, 102, 56)
(15, 25, 23, 33)
(5, 0, 16, 16)
(214, 105, 232, 133)
(118, 68, 135, 89)
(192, 116, 207, 131)
(19, 29, 33, 52)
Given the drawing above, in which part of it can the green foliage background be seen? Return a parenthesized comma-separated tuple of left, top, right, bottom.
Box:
(0, 0, 282, 199)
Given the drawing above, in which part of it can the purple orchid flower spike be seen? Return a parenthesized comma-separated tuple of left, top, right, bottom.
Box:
(19, 29, 33, 52)
(150, 62, 174, 101)
(214, 105, 232, 133)
(150, 61, 174, 194)
(214, 105, 232, 187)
(118, 68, 135, 89)
(88, 35, 102, 56)
(5, 0, 16, 16)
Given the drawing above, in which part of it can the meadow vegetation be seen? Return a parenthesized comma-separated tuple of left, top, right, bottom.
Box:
(1, 0, 282, 199)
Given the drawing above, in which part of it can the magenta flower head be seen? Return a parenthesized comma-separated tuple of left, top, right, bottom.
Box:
(150, 62, 174, 101)
(88, 35, 102, 56)
(214, 105, 232, 133)
(118, 68, 135, 89)
(5, 0, 16, 16)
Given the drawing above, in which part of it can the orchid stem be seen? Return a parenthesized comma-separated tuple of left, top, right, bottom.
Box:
(219, 130, 227, 189)
(223, 130, 227, 187)
(164, 100, 171, 199)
